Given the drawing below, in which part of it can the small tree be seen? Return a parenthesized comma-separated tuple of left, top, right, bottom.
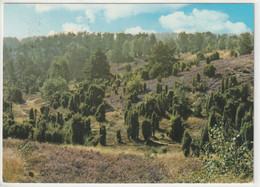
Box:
(168, 115, 184, 142)
(182, 130, 192, 157)
(156, 82, 162, 94)
(196, 72, 201, 82)
(203, 64, 216, 77)
(200, 126, 209, 150)
(126, 110, 139, 140)
(99, 125, 106, 146)
(115, 129, 123, 144)
(142, 119, 152, 142)
(95, 103, 106, 122)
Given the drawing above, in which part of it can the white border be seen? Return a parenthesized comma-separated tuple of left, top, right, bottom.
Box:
(0, 1, 259, 187)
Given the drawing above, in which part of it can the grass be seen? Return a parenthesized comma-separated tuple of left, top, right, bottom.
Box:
(3, 148, 25, 182)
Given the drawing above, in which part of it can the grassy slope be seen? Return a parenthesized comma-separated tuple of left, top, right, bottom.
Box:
(6, 51, 254, 183)
(3, 139, 202, 183)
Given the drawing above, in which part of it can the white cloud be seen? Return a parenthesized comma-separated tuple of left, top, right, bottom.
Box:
(125, 26, 156, 34)
(31, 4, 187, 22)
(62, 23, 90, 33)
(48, 30, 56, 36)
(85, 10, 95, 23)
(76, 16, 84, 23)
(159, 8, 250, 34)
(34, 4, 60, 12)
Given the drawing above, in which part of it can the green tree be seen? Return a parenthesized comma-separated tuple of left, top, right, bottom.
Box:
(168, 115, 184, 142)
(182, 130, 192, 157)
(90, 48, 110, 79)
(203, 64, 216, 77)
(115, 129, 123, 144)
(95, 103, 106, 122)
(99, 125, 106, 146)
(238, 32, 253, 55)
(126, 110, 139, 140)
(50, 56, 69, 82)
(200, 126, 209, 150)
(70, 113, 91, 145)
(41, 77, 68, 101)
(142, 119, 152, 142)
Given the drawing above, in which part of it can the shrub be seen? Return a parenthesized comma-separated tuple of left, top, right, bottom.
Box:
(156, 82, 162, 94)
(172, 64, 178, 76)
(115, 129, 123, 144)
(203, 64, 216, 77)
(168, 115, 184, 142)
(99, 125, 106, 146)
(95, 103, 106, 122)
(182, 130, 192, 157)
(34, 118, 47, 142)
(142, 119, 152, 142)
(125, 64, 132, 72)
(196, 72, 201, 82)
(151, 112, 159, 136)
(126, 110, 139, 140)
(200, 126, 209, 150)
(70, 114, 91, 145)
(7, 87, 24, 104)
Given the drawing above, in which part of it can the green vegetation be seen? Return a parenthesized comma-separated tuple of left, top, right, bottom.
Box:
(3, 31, 254, 183)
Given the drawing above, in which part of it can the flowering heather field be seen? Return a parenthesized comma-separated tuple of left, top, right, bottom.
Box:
(3, 139, 173, 183)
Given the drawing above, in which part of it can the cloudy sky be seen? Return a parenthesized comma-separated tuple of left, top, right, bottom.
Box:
(4, 3, 254, 39)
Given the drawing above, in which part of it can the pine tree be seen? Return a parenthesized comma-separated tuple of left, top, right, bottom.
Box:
(168, 115, 184, 142)
(95, 103, 106, 122)
(142, 119, 152, 142)
(182, 130, 192, 157)
(200, 126, 209, 150)
(99, 125, 106, 146)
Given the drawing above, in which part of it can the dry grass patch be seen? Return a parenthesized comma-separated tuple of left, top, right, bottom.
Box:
(3, 148, 25, 182)
(158, 152, 202, 183)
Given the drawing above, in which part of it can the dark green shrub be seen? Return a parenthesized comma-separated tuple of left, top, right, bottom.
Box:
(172, 64, 178, 76)
(203, 64, 216, 77)
(99, 125, 106, 146)
(235, 103, 246, 129)
(95, 103, 106, 122)
(182, 130, 192, 157)
(126, 64, 132, 72)
(34, 118, 47, 142)
(116, 129, 123, 144)
(7, 87, 24, 104)
(126, 110, 139, 140)
(167, 115, 184, 142)
(142, 119, 152, 142)
(208, 111, 217, 129)
(70, 114, 91, 145)
(196, 72, 201, 82)
(194, 103, 202, 117)
(200, 126, 209, 150)
(151, 112, 159, 136)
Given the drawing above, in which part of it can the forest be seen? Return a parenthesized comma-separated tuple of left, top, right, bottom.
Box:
(3, 31, 254, 183)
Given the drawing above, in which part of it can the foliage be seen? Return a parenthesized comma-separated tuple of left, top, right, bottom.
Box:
(7, 87, 24, 104)
(203, 64, 216, 77)
(167, 115, 184, 142)
(41, 77, 68, 101)
(238, 32, 253, 55)
(182, 130, 192, 157)
(70, 113, 91, 145)
(115, 129, 123, 144)
(126, 110, 139, 140)
(89, 48, 110, 79)
(141, 119, 152, 142)
(95, 103, 106, 122)
(99, 125, 106, 146)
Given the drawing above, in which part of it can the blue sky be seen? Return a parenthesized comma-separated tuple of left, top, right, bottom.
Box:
(4, 3, 254, 39)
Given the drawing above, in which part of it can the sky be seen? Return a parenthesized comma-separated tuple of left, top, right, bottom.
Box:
(3, 3, 254, 39)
